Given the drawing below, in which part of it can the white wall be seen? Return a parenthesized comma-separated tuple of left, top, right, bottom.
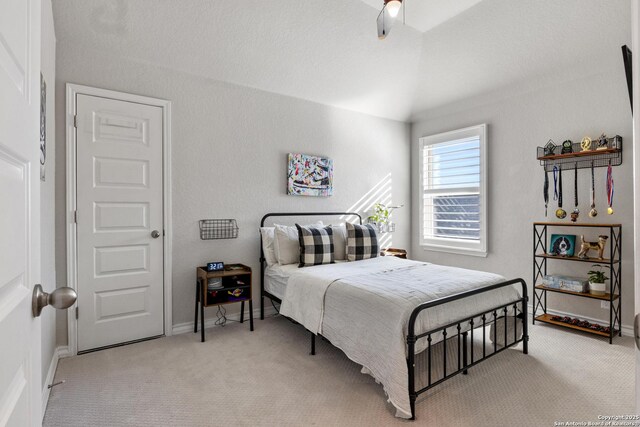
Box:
(411, 59, 635, 327)
(54, 48, 411, 343)
(40, 0, 57, 390)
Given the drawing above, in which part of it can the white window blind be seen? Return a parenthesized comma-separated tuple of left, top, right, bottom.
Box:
(419, 124, 487, 256)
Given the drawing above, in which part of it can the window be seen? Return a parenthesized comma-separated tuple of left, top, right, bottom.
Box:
(419, 124, 487, 257)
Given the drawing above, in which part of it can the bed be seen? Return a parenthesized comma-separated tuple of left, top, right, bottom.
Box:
(259, 212, 528, 420)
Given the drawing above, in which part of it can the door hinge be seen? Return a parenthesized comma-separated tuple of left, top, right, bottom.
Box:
(73, 210, 77, 223)
(73, 115, 78, 128)
(75, 306, 78, 319)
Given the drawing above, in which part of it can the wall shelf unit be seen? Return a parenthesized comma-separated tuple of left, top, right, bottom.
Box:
(536, 135, 622, 171)
(532, 222, 622, 343)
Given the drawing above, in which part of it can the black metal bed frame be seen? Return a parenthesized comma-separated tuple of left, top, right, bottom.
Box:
(259, 212, 529, 420)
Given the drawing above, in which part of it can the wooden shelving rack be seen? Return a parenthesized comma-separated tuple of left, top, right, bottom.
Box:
(532, 222, 622, 343)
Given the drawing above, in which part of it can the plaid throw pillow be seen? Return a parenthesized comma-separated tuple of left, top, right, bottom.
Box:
(346, 223, 379, 261)
(295, 224, 335, 267)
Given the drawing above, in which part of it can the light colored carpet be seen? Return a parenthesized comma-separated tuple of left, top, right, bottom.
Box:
(44, 315, 634, 427)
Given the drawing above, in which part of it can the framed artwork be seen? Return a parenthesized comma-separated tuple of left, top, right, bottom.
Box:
(549, 234, 576, 257)
(40, 73, 46, 181)
(287, 153, 333, 197)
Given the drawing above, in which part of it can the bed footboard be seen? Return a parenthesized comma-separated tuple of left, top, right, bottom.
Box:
(406, 278, 528, 420)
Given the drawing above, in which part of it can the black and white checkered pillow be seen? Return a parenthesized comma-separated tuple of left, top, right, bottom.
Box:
(346, 223, 379, 261)
(295, 224, 335, 268)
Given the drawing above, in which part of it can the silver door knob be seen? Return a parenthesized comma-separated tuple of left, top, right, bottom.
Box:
(151, 230, 161, 238)
(32, 284, 77, 317)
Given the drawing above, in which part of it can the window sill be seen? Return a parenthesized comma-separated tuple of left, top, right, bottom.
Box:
(420, 244, 487, 258)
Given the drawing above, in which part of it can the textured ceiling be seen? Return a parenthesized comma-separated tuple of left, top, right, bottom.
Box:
(52, 0, 631, 122)
(359, 0, 483, 32)
(52, 0, 424, 121)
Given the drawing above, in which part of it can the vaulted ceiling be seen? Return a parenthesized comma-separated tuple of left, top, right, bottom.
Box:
(53, 0, 630, 122)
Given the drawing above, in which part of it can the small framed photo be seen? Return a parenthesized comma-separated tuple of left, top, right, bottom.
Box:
(549, 234, 576, 257)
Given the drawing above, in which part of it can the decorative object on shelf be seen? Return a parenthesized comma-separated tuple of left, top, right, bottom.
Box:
(606, 161, 614, 215)
(577, 235, 608, 260)
(554, 166, 566, 219)
(587, 264, 609, 296)
(580, 136, 592, 151)
(549, 234, 576, 257)
(596, 133, 609, 150)
(207, 277, 223, 290)
(199, 219, 239, 240)
(207, 262, 224, 272)
(287, 153, 334, 197)
(550, 315, 611, 334)
(561, 140, 573, 154)
(589, 161, 597, 218)
(380, 247, 407, 258)
(544, 139, 557, 156)
(570, 163, 579, 222)
(367, 202, 403, 233)
(543, 169, 549, 217)
(541, 275, 588, 293)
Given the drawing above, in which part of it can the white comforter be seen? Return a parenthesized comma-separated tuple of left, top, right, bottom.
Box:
(279, 256, 521, 419)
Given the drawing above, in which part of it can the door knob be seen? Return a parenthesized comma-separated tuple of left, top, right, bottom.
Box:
(151, 230, 161, 238)
(635, 314, 640, 351)
(32, 284, 77, 317)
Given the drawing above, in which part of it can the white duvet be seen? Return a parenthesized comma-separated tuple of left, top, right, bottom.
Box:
(279, 256, 521, 419)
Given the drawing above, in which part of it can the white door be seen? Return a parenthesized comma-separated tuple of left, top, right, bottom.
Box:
(75, 94, 164, 352)
(633, 0, 640, 413)
(0, 0, 43, 425)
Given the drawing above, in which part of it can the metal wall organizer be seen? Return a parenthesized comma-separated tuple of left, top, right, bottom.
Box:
(199, 219, 239, 240)
(537, 135, 622, 171)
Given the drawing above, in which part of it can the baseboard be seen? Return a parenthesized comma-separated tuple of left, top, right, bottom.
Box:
(41, 346, 70, 418)
(172, 304, 278, 335)
(528, 304, 632, 337)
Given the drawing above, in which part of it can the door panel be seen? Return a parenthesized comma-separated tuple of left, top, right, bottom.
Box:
(76, 94, 164, 352)
(0, 0, 41, 424)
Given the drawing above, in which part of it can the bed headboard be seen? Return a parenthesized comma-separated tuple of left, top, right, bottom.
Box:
(258, 212, 362, 315)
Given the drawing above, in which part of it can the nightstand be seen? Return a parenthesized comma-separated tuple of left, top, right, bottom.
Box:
(195, 264, 253, 342)
(380, 248, 407, 259)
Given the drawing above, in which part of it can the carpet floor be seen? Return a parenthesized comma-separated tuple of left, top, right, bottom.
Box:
(44, 315, 634, 427)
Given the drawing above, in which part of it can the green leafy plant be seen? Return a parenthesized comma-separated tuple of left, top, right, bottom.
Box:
(587, 264, 609, 284)
(368, 203, 391, 224)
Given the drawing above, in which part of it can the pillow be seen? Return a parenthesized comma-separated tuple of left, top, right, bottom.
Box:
(330, 224, 347, 261)
(260, 227, 277, 266)
(296, 224, 334, 267)
(346, 223, 379, 261)
(274, 221, 323, 265)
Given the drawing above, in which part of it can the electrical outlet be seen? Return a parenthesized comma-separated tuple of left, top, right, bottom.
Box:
(601, 301, 610, 310)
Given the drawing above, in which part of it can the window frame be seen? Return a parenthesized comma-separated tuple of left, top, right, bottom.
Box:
(418, 124, 488, 257)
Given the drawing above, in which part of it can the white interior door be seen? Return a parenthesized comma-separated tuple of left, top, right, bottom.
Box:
(633, 0, 640, 413)
(0, 0, 43, 425)
(75, 94, 164, 352)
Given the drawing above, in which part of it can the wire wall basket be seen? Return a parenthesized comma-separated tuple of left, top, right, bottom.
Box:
(536, 135, 622, 172)
(199, 219, 239, 240)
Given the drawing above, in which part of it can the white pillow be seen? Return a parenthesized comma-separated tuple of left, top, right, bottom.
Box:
(331, 224, 347, 260)
(274, 221, 323, 265)
(260, 227, 277, 266)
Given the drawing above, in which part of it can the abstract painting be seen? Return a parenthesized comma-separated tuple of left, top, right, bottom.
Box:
(287, 153, 333, 197)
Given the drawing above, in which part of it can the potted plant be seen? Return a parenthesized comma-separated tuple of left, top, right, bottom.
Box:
(587, 264, 609, 295)
(367, 203, 403, 233)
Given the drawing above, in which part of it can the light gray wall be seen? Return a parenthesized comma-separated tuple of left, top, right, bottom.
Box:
(411, 61, 635, 327)
(54, 47, 411, 343)
(41, 0, 57, 388)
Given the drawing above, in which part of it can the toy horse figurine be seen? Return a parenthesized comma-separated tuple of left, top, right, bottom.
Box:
(577, 235, 608, 259)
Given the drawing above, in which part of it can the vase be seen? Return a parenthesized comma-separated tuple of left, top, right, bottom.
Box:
(589, 281, 606, 296)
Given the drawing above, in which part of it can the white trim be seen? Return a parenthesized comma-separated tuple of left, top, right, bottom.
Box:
(41, 346, 69, 419)
(528, 304, 633, 338)
(172, 306, 278, 335)
(418, 124, 488, 257)
(65, 84, 173, 356)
